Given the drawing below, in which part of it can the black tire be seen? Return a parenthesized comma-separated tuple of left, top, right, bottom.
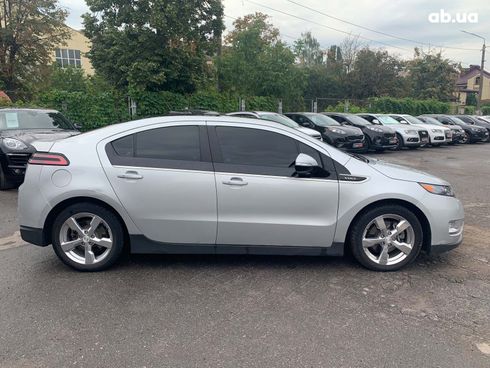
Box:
(52, 203, 125, 271)
(395, 133, 404, 150)
(348, 204, 423, 271)
(0, 167, 16, 190)
(461, 131, 470, 144)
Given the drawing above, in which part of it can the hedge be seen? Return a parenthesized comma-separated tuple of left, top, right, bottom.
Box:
(367, 97, 451, 115)
(30, 91, 457, 131)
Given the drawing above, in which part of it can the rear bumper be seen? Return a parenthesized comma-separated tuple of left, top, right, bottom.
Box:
(20, 226, 49, 246)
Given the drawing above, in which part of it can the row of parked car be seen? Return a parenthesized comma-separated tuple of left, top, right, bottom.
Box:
(227, 111, 490, 152)
(1, 107, 489, 190)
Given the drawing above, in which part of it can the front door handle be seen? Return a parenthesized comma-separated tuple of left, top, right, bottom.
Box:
(117, 171, 143, 180)
(222, 177, 248, 186)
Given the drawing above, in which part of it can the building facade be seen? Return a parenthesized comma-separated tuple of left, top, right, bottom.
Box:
(53, 27, 93, 75)
(455, 65, 490, 106)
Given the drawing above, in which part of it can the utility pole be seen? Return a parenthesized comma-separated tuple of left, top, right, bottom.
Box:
(462, 31, 486, 115)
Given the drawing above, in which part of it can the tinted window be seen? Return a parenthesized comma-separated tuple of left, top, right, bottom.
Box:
(216, 127, 297, 167)
(112, 135, 134, 157)
(135, 126, 200, 161)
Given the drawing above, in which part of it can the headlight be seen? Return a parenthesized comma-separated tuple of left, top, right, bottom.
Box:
(329, 128, 347, 135)
(404, 130, 417, 135)
(431, 129, 442, 133)
(419, 183, 454, 197)
(366, 126, 383, 133)
(2, 138, 28, 150)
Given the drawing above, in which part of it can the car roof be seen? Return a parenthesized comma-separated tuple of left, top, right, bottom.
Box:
(0, 107, 59, 113)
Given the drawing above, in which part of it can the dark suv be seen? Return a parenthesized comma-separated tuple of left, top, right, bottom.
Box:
(323, 112, 397, 152)
(455, 115, 490, 142)
(285, 112, 366, 152)
(0, 108, 79, 189)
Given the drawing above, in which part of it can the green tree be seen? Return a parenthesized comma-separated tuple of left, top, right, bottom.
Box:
(83, 0, 224, 93)
(347, 48, 405, 99)
(48, 65, 88, 93)
(407, 49, 459, 101)
(218, 13, 305, 102)
(0, 0, 68, 100)
(293, 32, 324, 66)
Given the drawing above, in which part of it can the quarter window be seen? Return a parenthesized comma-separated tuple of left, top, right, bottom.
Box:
(111, 126, 201, 161)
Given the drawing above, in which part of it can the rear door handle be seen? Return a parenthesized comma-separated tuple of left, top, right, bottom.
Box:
(117, 171, 143, 180)
(222, 177, 248, 186)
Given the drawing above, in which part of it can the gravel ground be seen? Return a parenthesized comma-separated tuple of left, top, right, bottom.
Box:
(0, 143, 489, 368)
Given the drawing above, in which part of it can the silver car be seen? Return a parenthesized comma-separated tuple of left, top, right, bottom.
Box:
(19, 116, 464, 272)
(359, 114, 430, 149)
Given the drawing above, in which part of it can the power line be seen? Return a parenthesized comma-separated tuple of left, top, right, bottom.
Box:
(224, 14, 297, 41)
(226, 9, 473, 66)
(244, 0, 412, 52)
(284, 0, 480, 52)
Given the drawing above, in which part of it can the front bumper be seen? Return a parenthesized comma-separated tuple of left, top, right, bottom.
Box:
(469, 130, 489, 142)
(403, 135, 421, 146)
(0, 152, 33, 182)
(368, 132, 398, 149)
(325, 133, 366, 152)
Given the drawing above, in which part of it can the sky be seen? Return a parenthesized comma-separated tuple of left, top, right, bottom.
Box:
(59, 0, 488, 66)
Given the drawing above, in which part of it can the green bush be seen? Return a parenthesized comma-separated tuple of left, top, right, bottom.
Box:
(482, 105, 490, 115)
(367, 97, 450, 115)
(36, 90, 129, 131)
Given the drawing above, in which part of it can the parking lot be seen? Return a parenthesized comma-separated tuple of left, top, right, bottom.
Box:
(1, 143, 489, 367)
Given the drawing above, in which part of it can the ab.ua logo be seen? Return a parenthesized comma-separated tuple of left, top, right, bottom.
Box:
(428, 9, 478, 23)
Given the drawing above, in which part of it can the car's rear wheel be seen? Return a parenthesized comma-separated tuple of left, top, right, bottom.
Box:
(52, 203, 125, 271)
(349, 205, 423, 271)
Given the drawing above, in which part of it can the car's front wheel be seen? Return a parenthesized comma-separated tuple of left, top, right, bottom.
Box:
(349, 205, 423, 271)
(52, 203, 125, 271)
(461, 131, 470, 144)
(395, 133, 404, 150)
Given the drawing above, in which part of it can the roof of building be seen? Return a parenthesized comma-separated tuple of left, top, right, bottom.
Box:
(0, 91, 11, 102)
(456, 65, 490, 85)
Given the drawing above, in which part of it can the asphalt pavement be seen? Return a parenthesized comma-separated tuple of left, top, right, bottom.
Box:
(0, 143, 489, 368)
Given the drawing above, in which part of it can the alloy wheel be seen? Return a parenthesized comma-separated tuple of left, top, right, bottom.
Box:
(361, 214, 415, 266)
(59, 212, 113, 265)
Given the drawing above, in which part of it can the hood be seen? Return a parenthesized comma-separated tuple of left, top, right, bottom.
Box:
(297, 127, 321, 137)
(326, 125, 363, 135)
(0, 129, 80, 144)
(368, 158, 448, 185)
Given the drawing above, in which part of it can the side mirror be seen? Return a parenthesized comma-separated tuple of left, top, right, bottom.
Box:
(73, 123, 82, 130)
(294, 153, 319, 177)
(372, 119, 380, 124)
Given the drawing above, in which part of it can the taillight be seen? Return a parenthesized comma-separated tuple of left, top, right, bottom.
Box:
(28, 152, 70, 166)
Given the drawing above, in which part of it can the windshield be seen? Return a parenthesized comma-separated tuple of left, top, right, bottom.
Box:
(419, 116, 443, 126)
(449, 116, 468, 126)
(305, 114, 340, 127)
(260, 114, 299, 128)
(403, 115, 425, 125)
(343, 115, 371, 126)
(377, 115, 401, 125)
(0, 110, 75, 130)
